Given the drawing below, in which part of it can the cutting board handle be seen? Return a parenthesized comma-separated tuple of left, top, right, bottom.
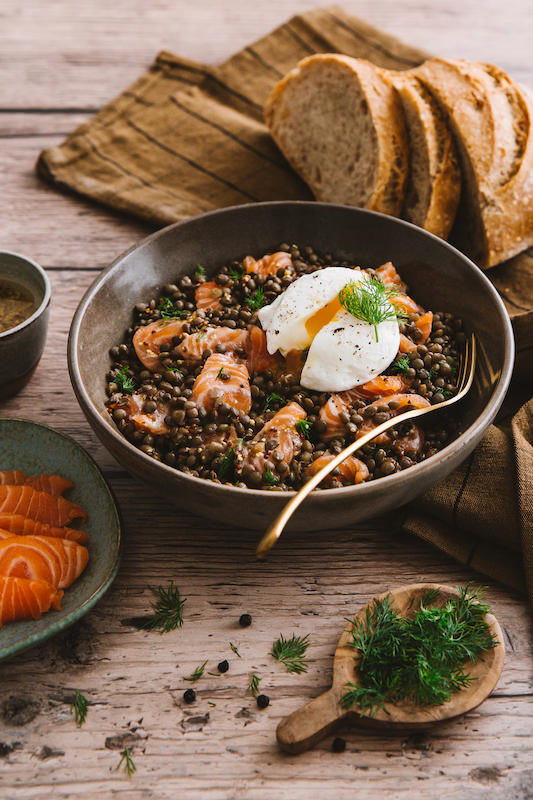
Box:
(276, 688, 346, 754)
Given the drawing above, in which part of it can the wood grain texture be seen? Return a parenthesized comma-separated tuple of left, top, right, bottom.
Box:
(1, 1, 533, 797)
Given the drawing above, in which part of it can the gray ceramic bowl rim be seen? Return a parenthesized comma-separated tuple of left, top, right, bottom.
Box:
(69, 201, 515, 505)
(0, 417, 123, 660)
(0, 249, 51, 339)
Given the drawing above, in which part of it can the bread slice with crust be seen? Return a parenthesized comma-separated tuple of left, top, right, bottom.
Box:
(411, 58, 533, 267)
(264, 54, 409, 216)
(390, 73, 461, 239)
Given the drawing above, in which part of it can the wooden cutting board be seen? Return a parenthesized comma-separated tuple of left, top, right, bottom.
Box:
(277, 583, 505, 754)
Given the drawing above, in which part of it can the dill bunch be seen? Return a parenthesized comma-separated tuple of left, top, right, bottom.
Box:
(338, 276, 407, 341)
(340, 585, 498, 716)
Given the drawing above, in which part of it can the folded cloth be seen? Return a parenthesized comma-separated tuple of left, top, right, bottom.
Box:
(37, 6, 533, 605)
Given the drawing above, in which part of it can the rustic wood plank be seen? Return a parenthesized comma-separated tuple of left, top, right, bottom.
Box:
(1, 0, 532, 110)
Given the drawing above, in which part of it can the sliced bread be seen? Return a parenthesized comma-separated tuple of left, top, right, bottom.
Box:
(411, 58, 533, 267)
(264, 54, 410, 216)
(390, 73, 461, 239)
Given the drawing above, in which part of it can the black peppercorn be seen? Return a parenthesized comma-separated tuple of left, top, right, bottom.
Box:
(256, 694, 270, 709)
(239, 613, 252, 627)
(183, 689, 196, 703)
(218, 659, 229, 673)
(332, 737, 346, 753)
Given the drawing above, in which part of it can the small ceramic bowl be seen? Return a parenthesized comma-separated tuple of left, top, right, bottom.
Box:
(68, 202, 514, 532)
(0, 250, 51, 399)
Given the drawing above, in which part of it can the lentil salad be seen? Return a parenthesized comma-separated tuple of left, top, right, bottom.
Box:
(105, 244, 464, 491)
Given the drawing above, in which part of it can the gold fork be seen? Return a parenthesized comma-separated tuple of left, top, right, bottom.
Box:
(256, 334, 476, 559)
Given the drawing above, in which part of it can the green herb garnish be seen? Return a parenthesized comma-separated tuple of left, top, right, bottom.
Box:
(270, 633, 313, 674)
(228, 263, 245, 280)
(391, 356, 411, 375)
(184, 661, 208, 683)
(230, 642, 242, 658)
(208, 701, 216, 707)
(245, 286, 266, 312)
(219, 444, 236, 481)
(340, 584, 498, 717)
(141, 582, 186, 633)
(159, 296, 185, 320)
(114, 365, 135, 394)
(263, 393, 286, 413)
(427, 368, 436, 381)
(196, 327, 207, 340)
(265, 469, 279, 487)
(295, 418, 311, 438)
(164, 366, 183, 375)
(116, 747, 136, 778)
(216, 367, 224, 380)
(195, 264, 206, 277)
(248, 674, 261, 698)
(338, 276, 408, 342)
(70, 690, 88, 727)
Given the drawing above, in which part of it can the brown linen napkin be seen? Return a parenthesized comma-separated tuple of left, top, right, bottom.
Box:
(37, 7, 533, 603)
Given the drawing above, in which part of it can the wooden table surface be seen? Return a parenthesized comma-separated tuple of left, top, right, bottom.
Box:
(1, 2, 533, 798)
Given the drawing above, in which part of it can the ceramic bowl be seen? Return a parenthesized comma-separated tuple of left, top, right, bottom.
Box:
(68, 202, 514, 532)
(0, 250, 51, 399)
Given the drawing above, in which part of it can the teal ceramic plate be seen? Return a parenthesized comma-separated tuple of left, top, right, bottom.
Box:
(0, 418, 122, 661)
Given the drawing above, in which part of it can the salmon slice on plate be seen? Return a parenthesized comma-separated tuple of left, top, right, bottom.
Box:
(0, 536, 89, 589)
(0, 576, 63, 627)
(0, 486, 86, 527)
(0, 514, 88, 544)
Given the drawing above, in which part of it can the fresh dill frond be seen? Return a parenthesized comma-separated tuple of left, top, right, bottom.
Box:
(216, 367, 224, 380)
(263, 392, 286, 413)
(265, 469, 279, 487)
(270, 633, 313, 674)
(195, 264, 206, 277)
(196, 327, 207, 340)
(390, 356, 411, 375)
(70, 689, 88, 727)
(208, 701, 216, 707)
(340, 585, 498, 717)
(442, 390, 454, 399)
(245, 286, 266, 312)
(114, 365, 135, 394)
(116, 746, 136, 778)
(248, 674, 261, 698)
(338, 276, 408, 342)
(295, 418, 311, 438)
(159, 296, 185, 320)
(164, 366, 183, 375)
(184, 661, 208, 683)
(230, 642, 242, 658)
(427, 368, 436, 381)
(141, 582, 186, 633)
(218, 443, 237, 481)
(228, 263, 245, 280)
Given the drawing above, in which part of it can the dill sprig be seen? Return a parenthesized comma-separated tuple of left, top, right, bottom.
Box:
(390, 356, 411, 375)
(245, 286, 266, 312)
(114, 365, 135, 394)
(230, 642, 242, 658)
(228, 263, 245, 280)
(295, 418, 311, 438)
(195, 264, 206, 277)
(265, 469, 279, 487)
(263, 392, 286, 413)
(271, 633, 313, 674)
(159, 296, 185, 320)
(218, 440, 243, 481)
(70, 689, 88, 727)
(340, 584, 498, 717)
(248, 674, 261, 698)
(116, 746, 136, 778)
(338, 276, 408, 342)
(141, 582, 186, 633)
(184, 660, 208, 683)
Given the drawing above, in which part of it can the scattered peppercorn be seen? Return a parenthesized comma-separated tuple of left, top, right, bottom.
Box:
(332, 737, 346, 753)
(239, 613, 252, 628)
(256, 694, 270, 709)
(183, 689, 196, 703)
(218, 659, 229, 673)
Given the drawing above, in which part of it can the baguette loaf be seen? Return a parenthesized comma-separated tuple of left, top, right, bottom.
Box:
(390, 74, 461, 239)
(411, 58, 533, 267)
(264, 54, 409, 216)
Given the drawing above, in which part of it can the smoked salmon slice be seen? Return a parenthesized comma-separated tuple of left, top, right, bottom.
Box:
(0, 471, 74, 497)
(236, 402, 306, 477)
(242, 251, 292, 278)
(355, 375, 412, 398)
(243, 326, 281, 375)
(176, 327, 248, 362)
(0, 486, 86, 527)
(195, 281, 224, 312)
(0, 536, 89, 589)
(125, 394, 171, 435)
(0, 577, 63, 627)
(375, 262, 408, 294)
(133, 319, 186, 371)
(0, 514, 88, 544)
(192, 353, 252, 414)
(305, 454, 369, 487)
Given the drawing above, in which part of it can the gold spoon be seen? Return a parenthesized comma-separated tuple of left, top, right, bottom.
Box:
(256, 334, 476, 559)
